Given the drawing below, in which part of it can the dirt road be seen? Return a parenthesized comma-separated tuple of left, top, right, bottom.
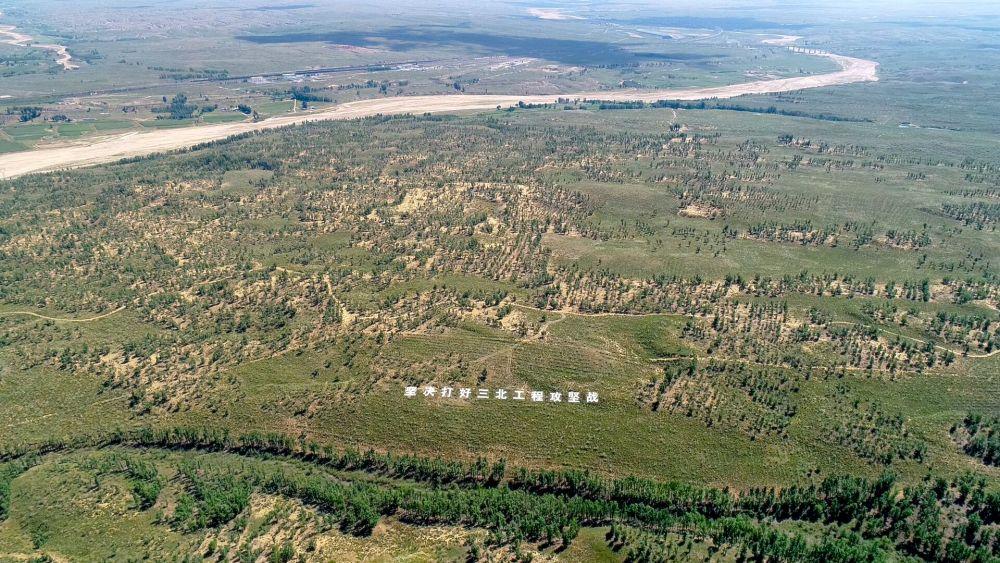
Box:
(0, 306, 125, 322)
(0, 51, 877, 179)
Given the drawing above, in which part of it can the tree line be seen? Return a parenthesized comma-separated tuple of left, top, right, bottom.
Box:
(1, 425, 997, 560)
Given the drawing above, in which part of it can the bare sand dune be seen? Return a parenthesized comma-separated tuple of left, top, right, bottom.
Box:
(527, 8, 584, 21)
(761, 35, 803, 46)
(0, 51, 877, 179)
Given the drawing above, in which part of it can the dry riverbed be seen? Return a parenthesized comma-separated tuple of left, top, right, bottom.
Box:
(0, 49, 877, 178)
(0, 12, 77, 71)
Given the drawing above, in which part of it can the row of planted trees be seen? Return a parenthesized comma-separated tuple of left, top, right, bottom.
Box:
(1, 425, 998, 560)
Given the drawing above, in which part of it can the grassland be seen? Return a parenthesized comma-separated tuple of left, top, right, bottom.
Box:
(0, 104, 996, 559)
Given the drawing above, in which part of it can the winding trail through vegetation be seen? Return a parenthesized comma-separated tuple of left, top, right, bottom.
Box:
(0, 50, 877, 179)
(0, 306, 125, 323)
(828, 320, 1000, 359)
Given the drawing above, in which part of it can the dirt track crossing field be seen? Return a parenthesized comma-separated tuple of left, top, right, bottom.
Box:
(0, 52, 877, 179)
